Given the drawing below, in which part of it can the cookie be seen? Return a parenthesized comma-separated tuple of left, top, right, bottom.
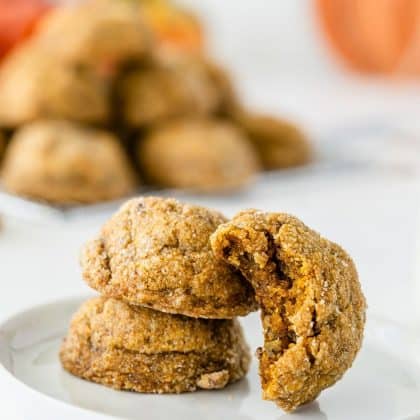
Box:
(0, 132, 5, 162)
(203, 58, 239, 116)
(235, 112, 312, 170)
(137, 119, 260, 192)
(60, 297, 251, 393)
(117, 54, 219, 127)
(1, 120, 137, 204)
(0, 45, 110, 127)
(81, 197, 257, 318)
(35, 0, 152, 68)
(211, 210, 366, 411)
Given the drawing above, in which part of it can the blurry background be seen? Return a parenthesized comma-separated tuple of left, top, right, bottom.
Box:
(180, 0, 420, 133)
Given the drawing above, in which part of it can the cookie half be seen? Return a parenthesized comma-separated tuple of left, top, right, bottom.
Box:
(211, 210, 366, 411)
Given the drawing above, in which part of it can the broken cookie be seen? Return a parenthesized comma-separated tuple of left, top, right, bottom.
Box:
(211, 209, 366, 411)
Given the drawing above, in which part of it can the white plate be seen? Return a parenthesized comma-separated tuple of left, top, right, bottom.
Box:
(0, 297, 420, 420)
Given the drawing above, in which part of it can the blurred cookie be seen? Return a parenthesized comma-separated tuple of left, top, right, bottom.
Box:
(81, 197, 257, 318)
(60, 297, 250, 393)
(1, 120, 137, 204)
(211, 210, 366, 411)
(138, 119, 260, 191)
(0, 132, 5, 162)
(235, 112, 312, 170)
(117, 53, 220, 126)
(203, 58, 239, 116)
(0, 45, 110, 127)
(36, 0, 152, 68)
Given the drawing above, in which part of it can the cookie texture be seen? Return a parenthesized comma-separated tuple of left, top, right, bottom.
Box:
(81, 197, 257, 318)
(236, 112, 312, 170)
(138, 119, 260, 191)
(1, 120, 137, 204)
(60, 297, 251, 393)
(211, 210, 366, 412)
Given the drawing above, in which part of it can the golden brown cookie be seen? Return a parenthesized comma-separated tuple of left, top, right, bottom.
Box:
(137, 119, 260, 192)
(1, 120, 137, 204)
(0, 45, 110, 127)
(81, 197, 257, 318)
(235, 112, 312, 170)
(117, 54, 219, 127)
(35, 0, 152, 68)
(60, 297, 251, 393)
(211, 210, 366, 412)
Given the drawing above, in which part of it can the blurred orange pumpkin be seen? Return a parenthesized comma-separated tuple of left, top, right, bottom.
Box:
(140, 0, 204, 53)
(0, 0, 51, 60)
(316, 0, 420, 75)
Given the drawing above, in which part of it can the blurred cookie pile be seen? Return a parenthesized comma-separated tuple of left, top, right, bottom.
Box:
(0, 0, 312, 205)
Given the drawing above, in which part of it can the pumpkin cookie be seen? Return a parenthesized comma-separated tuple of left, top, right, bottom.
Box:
(203, 58, 239, 116)
(211, 210, 366, 412)
(235, 112, 312, 170)
(1, 120, 137, 204)
(117, 55, 219, 127)
(81, 197, 257, 318)
(138, 119, 260, 192)
(60, 297, 250, 393)
(0, 45, 110, 127)
(36, 0, 152, 68)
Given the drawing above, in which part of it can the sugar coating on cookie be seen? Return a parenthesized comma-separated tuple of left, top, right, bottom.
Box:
(1, 120, 137, 204)
(60, 297, 251, 393)
(138, 119, 260, 192)
(211, 210, 366, 412)
(81, 197, 257, 318)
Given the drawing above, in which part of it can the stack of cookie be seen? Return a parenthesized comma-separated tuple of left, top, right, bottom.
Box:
(60, 197, 257, 393)
(61, 196, 366, 412)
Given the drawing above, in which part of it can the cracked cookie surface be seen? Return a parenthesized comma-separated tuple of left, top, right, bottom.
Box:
(210, 210, 366, 411)
(60, 297, 250, 393)
(81, 197, 257, 318)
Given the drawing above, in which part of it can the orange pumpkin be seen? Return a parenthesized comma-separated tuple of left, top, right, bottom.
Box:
(315, 0, 420, 75)
(0, 0, 51, 60)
